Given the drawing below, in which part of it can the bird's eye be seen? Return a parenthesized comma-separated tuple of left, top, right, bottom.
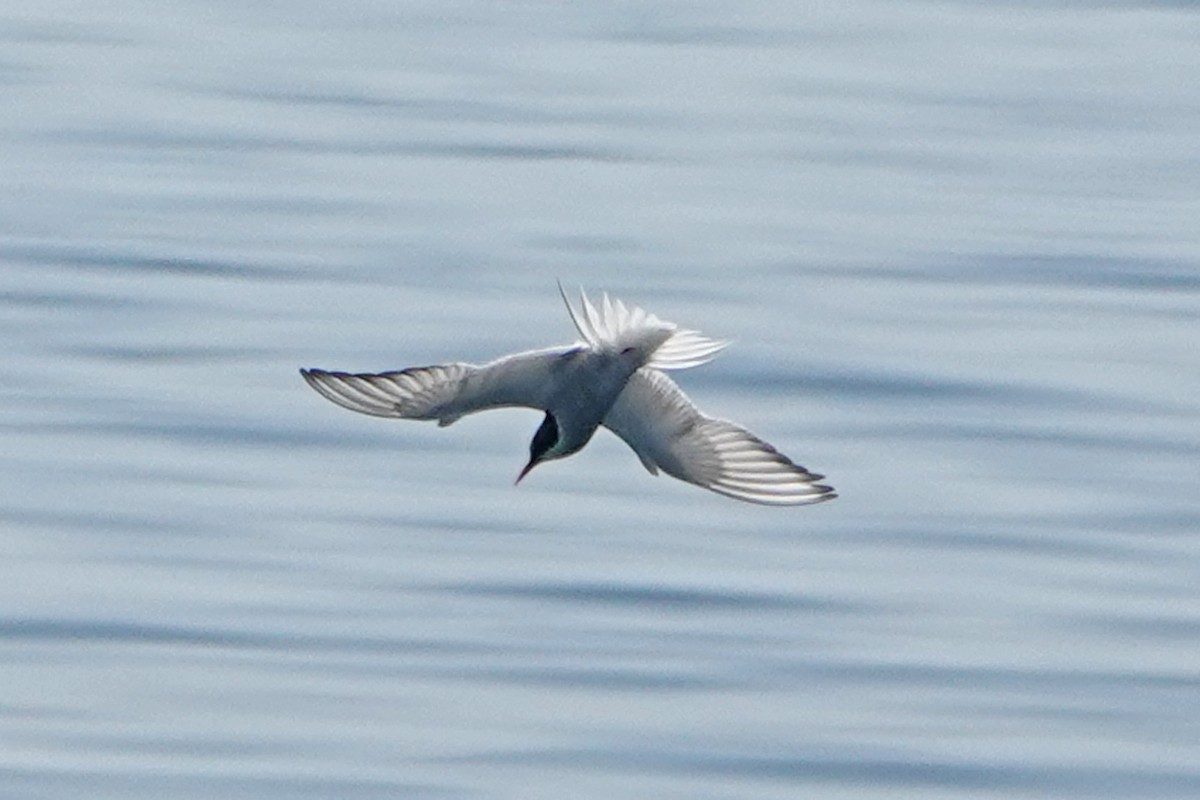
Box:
(621, 346, 636, 355)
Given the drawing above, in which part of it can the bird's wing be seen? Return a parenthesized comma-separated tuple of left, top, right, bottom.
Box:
(301, 346, 571, 425)
(559, 284, 729, 370)
(602, 369, 836, 506)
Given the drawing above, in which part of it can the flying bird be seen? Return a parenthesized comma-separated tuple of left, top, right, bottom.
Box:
(301, 286, 835, 506)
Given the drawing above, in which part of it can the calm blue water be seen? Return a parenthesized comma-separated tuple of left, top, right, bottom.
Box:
(3, 2, 1199, 798)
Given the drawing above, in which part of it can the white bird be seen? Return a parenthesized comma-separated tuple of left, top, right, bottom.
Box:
(301, 286, 835, 506)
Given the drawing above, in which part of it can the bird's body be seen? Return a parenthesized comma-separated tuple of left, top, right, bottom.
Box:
(301, 286, 835, 506)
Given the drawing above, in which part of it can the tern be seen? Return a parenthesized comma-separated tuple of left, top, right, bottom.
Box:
(301, 286, 835, 506)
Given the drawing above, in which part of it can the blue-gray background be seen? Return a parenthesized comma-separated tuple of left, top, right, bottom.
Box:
(3, 2, 1198, 798)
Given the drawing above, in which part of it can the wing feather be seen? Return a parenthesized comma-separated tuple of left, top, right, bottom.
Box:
(301, 347, 571, 425)
(603, 369, 836, 506)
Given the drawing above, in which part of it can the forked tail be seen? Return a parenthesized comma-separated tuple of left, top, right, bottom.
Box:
(558, 283, 729, 370)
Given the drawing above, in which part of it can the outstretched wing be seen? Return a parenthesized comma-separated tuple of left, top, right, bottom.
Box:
(603, 369, 836, 506)
(559, 284, 729, 370)
(301, 347, 571, 426)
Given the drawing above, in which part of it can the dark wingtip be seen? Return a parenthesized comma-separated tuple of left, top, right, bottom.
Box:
(299, 368, 326, 389)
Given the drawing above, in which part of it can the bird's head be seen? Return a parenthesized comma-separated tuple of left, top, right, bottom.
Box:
(516, 411, 562, 484)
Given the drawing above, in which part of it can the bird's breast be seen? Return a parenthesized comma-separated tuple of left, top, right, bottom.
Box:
(544, 350, 638, 454)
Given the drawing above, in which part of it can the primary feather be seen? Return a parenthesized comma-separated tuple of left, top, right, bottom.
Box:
(603, 369, 835, 506)
(301, 346, 572, 426)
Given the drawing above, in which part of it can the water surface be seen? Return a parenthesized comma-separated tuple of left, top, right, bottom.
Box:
(2, 2, 1198, 798)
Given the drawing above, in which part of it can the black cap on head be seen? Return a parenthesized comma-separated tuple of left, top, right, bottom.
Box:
(516, 412, 558, 484)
